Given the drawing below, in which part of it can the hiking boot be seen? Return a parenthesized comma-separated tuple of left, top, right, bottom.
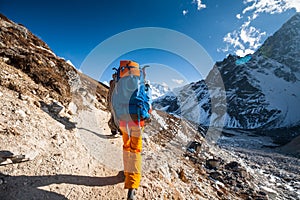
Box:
(127, 188, 136, 200)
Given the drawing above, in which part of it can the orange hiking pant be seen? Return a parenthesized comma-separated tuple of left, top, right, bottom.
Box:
(119, 120, 144, 189)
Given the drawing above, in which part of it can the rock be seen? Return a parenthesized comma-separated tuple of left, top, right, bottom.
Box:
(19, 93, 29, 101)
(178, 168, 189, 183)
(25, 109, 31, 115)
(225, 161, 240, 171)
(238, 168, 249, 179)
(15, 109, 26, 118)
(203, 152, 210, 159)
(0, 92, 3, 97)
(260, 186, 278, 199)
(67, 101, 77, 115)
(31, 90, 37, 95)
(33, 100, 40, 107)
(191, 187, 202, 195)
(49, 60, 56, 67)
(143, 133, 150, 145)
(0, 157, 6, 163)
(206, 159, 220, 170)
(49, 101, 65, 114)
(209, 171, 222, 181)
(0, 57, 9, 63)
(186, 141, 201, 154)
(215, 180, 225, 188)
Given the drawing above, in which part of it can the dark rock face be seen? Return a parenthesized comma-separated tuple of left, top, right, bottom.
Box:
(257, 13, 300, 72)
(152, 92, 181, 113)
(0, 14, 76, 106)
(206, 158, 220, 170)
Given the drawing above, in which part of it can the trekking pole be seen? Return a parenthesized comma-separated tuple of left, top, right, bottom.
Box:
(141, 65, 150, 79)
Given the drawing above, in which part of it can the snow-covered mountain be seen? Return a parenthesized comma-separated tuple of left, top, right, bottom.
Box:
(150, 82, 171, 99)
(153, 13, 300, 143)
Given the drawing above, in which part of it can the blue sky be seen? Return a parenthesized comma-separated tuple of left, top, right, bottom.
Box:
(1, 0, 299, 88)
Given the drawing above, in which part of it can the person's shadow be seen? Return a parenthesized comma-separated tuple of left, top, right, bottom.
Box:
(0, 171, 124, 200)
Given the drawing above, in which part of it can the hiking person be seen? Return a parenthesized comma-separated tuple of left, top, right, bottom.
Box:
(111, 60, 152, 200)
(107, 73, 120, 136)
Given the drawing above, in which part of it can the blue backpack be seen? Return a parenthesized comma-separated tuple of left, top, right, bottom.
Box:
(112, 60, 152, 122)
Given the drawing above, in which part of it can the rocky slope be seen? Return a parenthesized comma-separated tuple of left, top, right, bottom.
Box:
(0, 13, 299, 200)
(153, 13, 300, 145)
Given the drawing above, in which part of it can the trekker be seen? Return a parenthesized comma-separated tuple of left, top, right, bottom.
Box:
(111, 60, 152, 200)
(107, 73, 120, 136)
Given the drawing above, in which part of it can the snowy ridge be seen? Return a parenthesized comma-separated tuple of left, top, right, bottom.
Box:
(151, 82, 171, 99)
(66, 60, 76, 68)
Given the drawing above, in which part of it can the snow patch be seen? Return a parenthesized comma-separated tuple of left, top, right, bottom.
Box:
(66, 60, 76, 68)
(35, 45, 56, 56)
(103, 81, 109, 87)
(152, 110, 168, 130)
(250, 57, 300, 127)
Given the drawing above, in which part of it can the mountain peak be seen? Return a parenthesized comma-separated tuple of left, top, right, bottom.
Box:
(257, 13, 300, 71)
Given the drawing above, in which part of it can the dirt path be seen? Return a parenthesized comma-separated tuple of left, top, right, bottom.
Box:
(74, 108, 124, 172)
